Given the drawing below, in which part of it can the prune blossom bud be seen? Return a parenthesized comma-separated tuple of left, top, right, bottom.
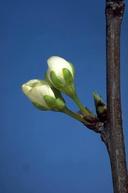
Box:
(47, 56, 75, 97)
(22, 79, 65, 111)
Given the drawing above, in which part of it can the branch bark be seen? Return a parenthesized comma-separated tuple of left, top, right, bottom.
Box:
(103, 0, 128, 192)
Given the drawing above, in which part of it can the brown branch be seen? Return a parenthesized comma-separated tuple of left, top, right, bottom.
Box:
(102, 0, 128, 193)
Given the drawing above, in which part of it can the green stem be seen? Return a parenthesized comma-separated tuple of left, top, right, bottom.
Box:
(62, 107, 87, 123)
(71, 93, 91, 116)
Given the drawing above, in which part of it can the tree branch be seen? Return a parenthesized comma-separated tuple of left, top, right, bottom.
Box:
(103, 0, 128, 192)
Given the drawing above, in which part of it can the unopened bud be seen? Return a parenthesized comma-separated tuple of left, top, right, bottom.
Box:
(93, 92, 107, 122)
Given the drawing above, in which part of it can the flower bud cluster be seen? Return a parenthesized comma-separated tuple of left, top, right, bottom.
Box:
(22, 56, 75, 112)
(21, 56, 107, 131)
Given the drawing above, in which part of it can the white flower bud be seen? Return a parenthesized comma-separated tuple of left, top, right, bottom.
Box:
(47, 56, 75, 97)
(22, 79, 65, 111)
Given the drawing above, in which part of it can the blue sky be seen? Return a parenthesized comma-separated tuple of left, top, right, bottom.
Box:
(1, 1, 128, 193)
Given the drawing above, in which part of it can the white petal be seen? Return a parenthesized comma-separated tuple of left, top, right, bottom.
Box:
(22, 84, 32, 95)
(22, 79, 40, 96)
(22, 80, 56, 108)
(38, 84, 55, 98)
(47, 56, 74, 78)
(26, 79, 41, 87)
(27, 81, 55, 108)
(29, 86, 48, 107)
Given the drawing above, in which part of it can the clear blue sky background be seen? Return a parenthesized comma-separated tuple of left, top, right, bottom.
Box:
(1, 1, 128, 193)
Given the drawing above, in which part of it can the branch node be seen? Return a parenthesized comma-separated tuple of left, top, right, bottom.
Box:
(105, 1, 125, 18)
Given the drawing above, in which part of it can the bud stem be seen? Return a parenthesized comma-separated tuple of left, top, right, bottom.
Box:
(71, 93, 91, 116)
(63, 107, 88, 124)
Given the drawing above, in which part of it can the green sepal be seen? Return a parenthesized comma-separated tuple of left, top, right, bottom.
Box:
(32, 102, 49, 111)
(55, 98, 65, 110)
(43, 95, 56, 108)
(50, 70, 75, 98)
(63, 68, 73, 84)
(51, 86, 65, 101)
(64, 84, 76, 98)
(50, 71, 63, 90)
(45, 72, 65, 101)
